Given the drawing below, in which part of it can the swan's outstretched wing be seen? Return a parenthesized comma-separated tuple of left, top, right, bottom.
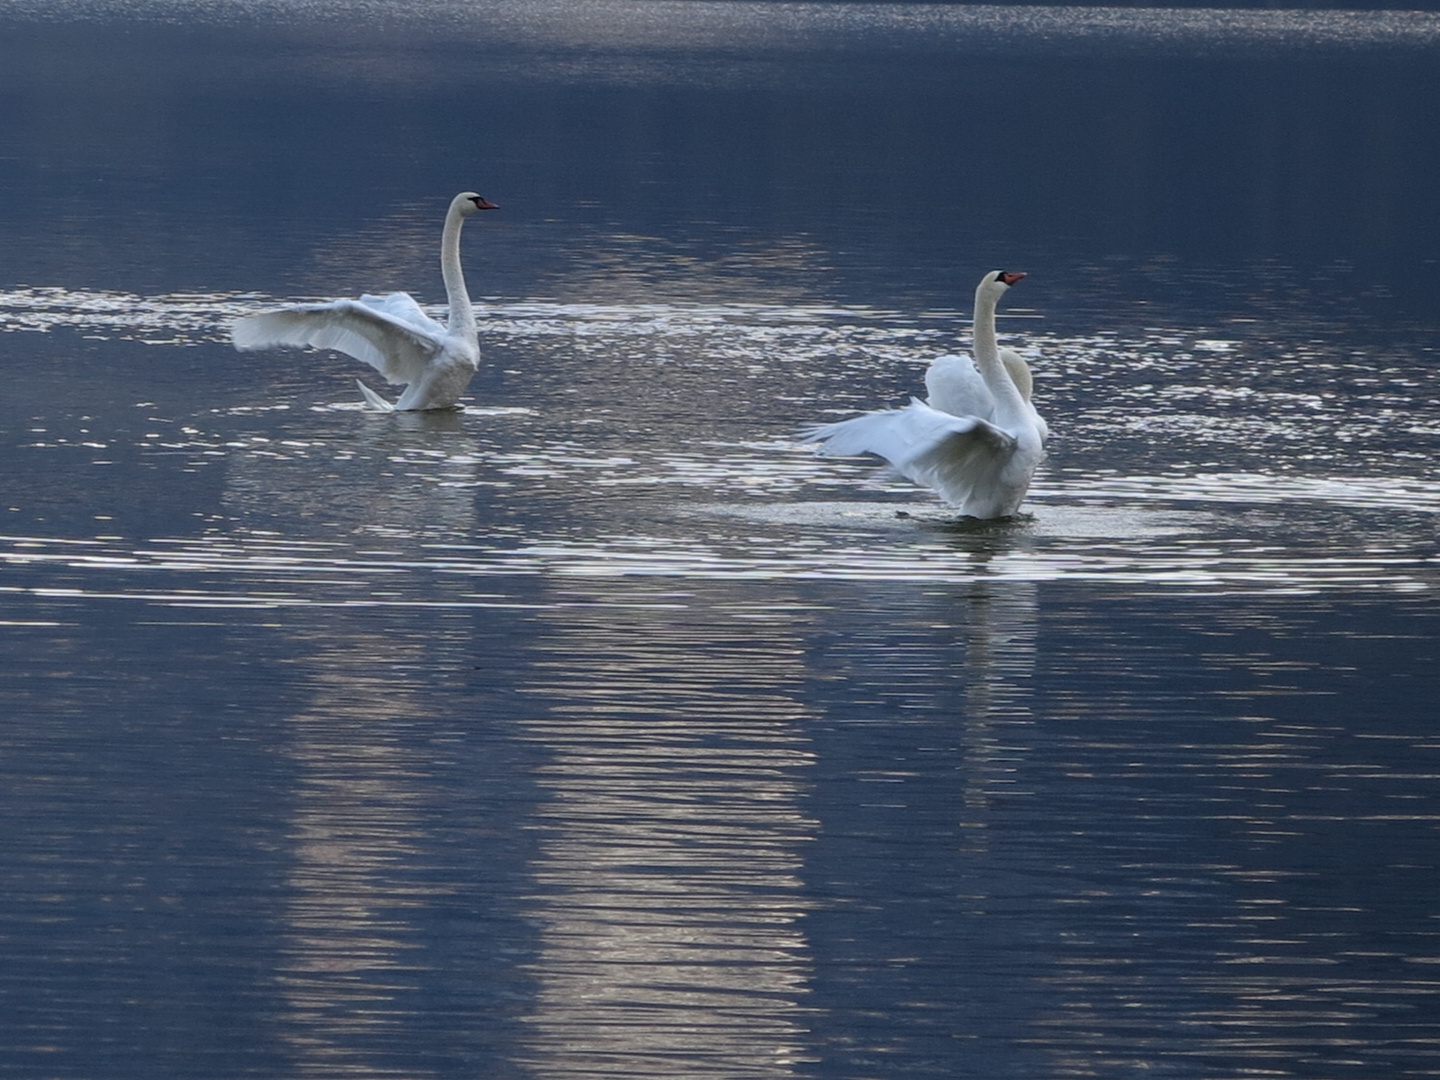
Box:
(231, 298, 442, 386)
(924, 354, 995, 418)
(356, 292, 447, 338)
(803, 399, 1018, 508)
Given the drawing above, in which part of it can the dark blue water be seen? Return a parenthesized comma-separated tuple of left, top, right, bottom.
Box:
(2, 2, 1440, 1077)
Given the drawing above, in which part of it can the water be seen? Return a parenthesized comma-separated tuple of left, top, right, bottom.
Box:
(2, 2, 1440, 1077)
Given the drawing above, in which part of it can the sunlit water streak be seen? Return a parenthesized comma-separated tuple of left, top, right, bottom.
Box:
(513, 591, 819, 1077)
(3, 287, 1438, 608)
(5, 288, 1438, 463)
(6, 0, 1440, 56)
(1, 483, 1436, 611)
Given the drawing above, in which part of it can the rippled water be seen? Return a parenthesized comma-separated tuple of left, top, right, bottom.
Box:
(3, 2, 1440, 1077)
(5, 275, 1439, 1076)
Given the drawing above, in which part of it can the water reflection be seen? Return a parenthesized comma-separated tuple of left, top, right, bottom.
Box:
(1003, 591, 1440, 1078)
(222, 406, 485, 542)
(939, 537, 1042, 855)
(223, 407, 484, 1076)
(515, 581, 818, 1077)
(276, 630, 452, 1078)
(1, 267, 1437, 1080)
(776, 528, 1059, 1074)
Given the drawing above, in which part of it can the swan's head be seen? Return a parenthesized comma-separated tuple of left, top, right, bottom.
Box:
(974, 269, 1026, 310)
(454, 191, 499, 215)
(981, 269, 1026, 291)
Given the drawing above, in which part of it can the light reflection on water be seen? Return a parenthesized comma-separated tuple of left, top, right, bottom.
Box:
(12, 0, 1440, 56)
(277, 625, 453, 1076)
(3, 488, 1435, 608)
(515, 587, 818, 1076)
(6, 284, 1439, 499)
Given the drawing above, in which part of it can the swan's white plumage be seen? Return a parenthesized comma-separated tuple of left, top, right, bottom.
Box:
(231, 192, 496, 411)
(804, 270, 1046, 519)
(925, 348, 1049, 445)
(923, 353, 993, 418)
(231, 297, 441, 382)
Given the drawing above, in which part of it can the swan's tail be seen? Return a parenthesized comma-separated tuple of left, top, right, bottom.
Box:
(356, 379, 395, 412)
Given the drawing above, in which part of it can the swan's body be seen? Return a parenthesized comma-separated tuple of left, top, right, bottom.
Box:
(231, 192, 497, 411)
(803, 270, 1046, 519)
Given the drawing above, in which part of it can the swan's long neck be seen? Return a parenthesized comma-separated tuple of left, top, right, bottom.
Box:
(440, 203, 474, 338)
(973, 283, 1027, 423)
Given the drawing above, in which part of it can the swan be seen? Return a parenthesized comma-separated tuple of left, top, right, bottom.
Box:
(231, 192, 498, 411)
(803, 270, 1046, 519)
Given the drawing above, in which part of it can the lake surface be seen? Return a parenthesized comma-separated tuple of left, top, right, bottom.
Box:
(2, 2, 1440, 1077)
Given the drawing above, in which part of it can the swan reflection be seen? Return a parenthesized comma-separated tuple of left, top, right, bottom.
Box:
(941, 540, 1042, 853)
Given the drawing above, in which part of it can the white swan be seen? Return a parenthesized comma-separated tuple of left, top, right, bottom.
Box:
(231, 192, 497, 411)
(803, 270, 1046, 519)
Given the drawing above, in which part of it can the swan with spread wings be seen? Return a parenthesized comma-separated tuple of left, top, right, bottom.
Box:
(803, 270, 1046, 519)
(231, 192, 497, 411)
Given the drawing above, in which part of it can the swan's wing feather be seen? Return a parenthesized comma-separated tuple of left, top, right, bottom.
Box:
(355, 378, 395, 411)
(924, 354, 996, 419)
(801, 408, 919, 460)
(805, 399, 1014, 458)
(906, 420, 1018, 509)
(804, 400, 1018, 509)
(357, 292, 447, 338)
(231, 300, 442, 385)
